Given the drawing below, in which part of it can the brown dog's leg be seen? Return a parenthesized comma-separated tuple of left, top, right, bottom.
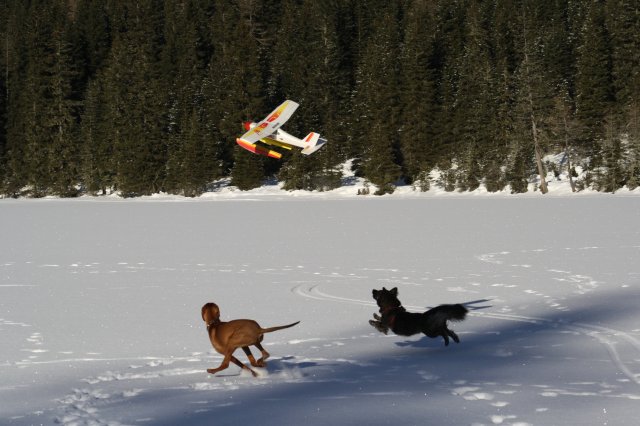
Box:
(207, 351, 233, 375)
(242, 346, 261, 367)
(254, 342, 270, 367)
(230, 355, 258, 377)
(208, 352, 258, 377)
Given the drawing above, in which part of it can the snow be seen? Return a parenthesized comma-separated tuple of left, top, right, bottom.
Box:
(2, 190, 640, 425)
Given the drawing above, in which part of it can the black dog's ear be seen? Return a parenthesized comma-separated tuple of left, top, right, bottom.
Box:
(372, 289, 379, 299)
(390, 287, 398, 296)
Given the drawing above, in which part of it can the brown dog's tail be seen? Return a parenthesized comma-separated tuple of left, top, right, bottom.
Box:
(261, 321, 300, 334)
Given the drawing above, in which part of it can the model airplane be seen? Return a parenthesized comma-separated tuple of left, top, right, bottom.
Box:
(236, 100, 327, 159)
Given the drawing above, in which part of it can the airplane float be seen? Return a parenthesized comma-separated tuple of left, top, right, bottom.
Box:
(236, 100, 327, 159)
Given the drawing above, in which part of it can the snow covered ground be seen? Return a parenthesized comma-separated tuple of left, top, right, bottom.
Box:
(2, 192, 639, 425)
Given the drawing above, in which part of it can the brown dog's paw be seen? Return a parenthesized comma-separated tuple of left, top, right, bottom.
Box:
(239, 368, 259, 378)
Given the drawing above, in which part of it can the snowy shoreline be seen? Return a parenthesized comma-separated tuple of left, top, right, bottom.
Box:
(3, 179, 640, 203)
(4, 158, 640, 202)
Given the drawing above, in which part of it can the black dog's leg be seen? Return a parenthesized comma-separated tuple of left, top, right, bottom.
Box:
(369, 319, 389, 334)
(442, 333, 450, 346)
(448, 329, 460, 343)
(370, 313, 390, 334)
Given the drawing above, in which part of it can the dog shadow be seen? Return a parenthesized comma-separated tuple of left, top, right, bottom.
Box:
(272, 355, 319, 370)
(254, 357, 320, 378)
(213, 355, 319, 377)
(395, 339, 433, 348)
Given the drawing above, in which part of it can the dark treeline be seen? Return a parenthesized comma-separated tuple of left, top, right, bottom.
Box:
(1, 0, 639, 197)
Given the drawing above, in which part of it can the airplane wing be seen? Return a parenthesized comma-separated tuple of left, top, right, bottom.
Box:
(239, 100, 299, 144)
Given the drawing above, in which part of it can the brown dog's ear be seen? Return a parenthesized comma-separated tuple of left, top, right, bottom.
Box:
(201, 303, 210, 322)
(390, 287, 398, 296)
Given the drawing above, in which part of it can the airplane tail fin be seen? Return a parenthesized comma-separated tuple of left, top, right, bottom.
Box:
(300, 132, 326, 155)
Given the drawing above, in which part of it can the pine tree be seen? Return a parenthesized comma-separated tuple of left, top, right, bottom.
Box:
(73, 0, 112, 80)
(204, 0, 269, 190)
(605, 0, 640, 117)
(488, 1, 521, 193)
(626, 103, 640, 189)
(230, 145, 265, 190)
(505, 138, 535, 194)
(351, 3, 402, 195)
(398, 0, 438, 186)
(575, 0, 614, 154)
(47, 11, 82, 197)
(450, 0, 496, 192)
(81, 73, 115, 194)
(2, 0, 30, 196)
(162, 0, 218, 196)
(598, 117, 624, 192)
(605, 0, 640, 189)
(512, 2, 567, 194)
(549, 91, 579, 192)
(6, 2, 51, 196)
(103, 1, 168, 197)
(0, 2, 8, 192)
(177, 107, 219, 196)
(74, 1, 116, 195)
(4, 1, 82, 196)
(263, 0, 345, 191)
(430, 0, 467, 174)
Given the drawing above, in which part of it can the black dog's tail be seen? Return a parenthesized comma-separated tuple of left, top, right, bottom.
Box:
(428, 304, 468, 323)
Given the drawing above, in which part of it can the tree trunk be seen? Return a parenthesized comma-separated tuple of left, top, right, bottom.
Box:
(563, 114, 576, 192)
(527, 87, 548, 194)
(521, 8, 548, 194)
(523, 45, 548, 194)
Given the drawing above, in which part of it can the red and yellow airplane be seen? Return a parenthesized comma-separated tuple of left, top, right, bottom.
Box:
(236, 100, 327, 159)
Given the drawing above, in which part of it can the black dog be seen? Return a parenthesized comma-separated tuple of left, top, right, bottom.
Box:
(369, 287, 468, 346)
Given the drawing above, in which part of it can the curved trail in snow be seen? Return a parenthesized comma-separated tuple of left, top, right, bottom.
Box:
(291, 282, 640, 386)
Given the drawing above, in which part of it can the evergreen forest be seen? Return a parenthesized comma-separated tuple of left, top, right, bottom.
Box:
(1, 0, 640, 197)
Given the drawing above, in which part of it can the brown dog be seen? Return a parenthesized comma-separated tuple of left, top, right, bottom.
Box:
(201, 302, 299, 377)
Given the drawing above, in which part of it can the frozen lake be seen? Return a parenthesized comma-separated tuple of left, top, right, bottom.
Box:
(2, 196, 639, 425)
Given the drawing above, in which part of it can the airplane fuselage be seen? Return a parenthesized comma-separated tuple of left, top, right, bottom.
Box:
(243, 122, 305, 148)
